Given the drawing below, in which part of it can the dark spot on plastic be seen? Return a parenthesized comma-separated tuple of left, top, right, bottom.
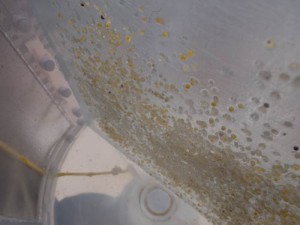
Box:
(293, 146, 299, 151)
(80, 3, 85, 7)
(283, 133, 287, 136)
(263, 103, 269, 108)
(120, 84, 124, 88)
(108, 91, 111, 94)
(101, 15, 105, 20)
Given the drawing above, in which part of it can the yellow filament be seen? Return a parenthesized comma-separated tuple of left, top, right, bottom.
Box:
(0, 139, 127, 178)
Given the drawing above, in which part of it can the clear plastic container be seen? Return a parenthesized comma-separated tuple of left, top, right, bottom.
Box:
(1, 0, 300, 224)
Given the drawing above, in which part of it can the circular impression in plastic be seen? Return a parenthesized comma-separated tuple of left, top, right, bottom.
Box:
(140, 185, 175, 221)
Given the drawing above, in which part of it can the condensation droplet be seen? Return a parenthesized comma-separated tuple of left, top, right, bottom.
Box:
(270, 91, 281, 100)
(200, 100, 209, 109)
(208, 79, 215, 86)
(251, 97, 260, 104)
(155, 17, 165, 25)
(182, 64, 189, 73)
(283, 121, 293, 128)
(210, 107, 219, 116)
(237, 103, 245, 109)
(221, 67, 233, 77)
(288, 62, 300, 71)
(159, 53, 169, 63)
(258, 105, 267, 113)
(258, 143, 266, 150)
(75, 115, 85, 124)
(197, 120, 207, 128)
(253, 59, 264, 70)
(58, 86, 72, 98)
(161, 31, 168, 38)
(258, 70, 272, 80)
(261, 131, 273, 141)
(229, 96, 237, 103)
(241, 128, 252, 136)
(279, 73, 290, 81)
(265, 39, 276, 49)
(39, 58, 55, 72)
(72, 108, 82, 117)
(292, 76, 300, 88)
(250, 112, 259, 121)
(119, 0, 125, 6)
(211, 86, 219, 94)
(200, 89, 210, 97)
(256, 80, 265, 89)
(271, 129, 279, 135)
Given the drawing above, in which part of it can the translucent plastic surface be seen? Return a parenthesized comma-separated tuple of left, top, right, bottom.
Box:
(0, 2, 81, 222)
(0, 32, 71, 221)
(1, 0, 300, 224)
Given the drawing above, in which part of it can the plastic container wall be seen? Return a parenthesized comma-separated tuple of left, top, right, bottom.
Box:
(0, 1, 83, 223)
(1, 0, 300, 224)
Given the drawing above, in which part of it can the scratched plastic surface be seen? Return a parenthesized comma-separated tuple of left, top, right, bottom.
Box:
(3, 0, 300, 224)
